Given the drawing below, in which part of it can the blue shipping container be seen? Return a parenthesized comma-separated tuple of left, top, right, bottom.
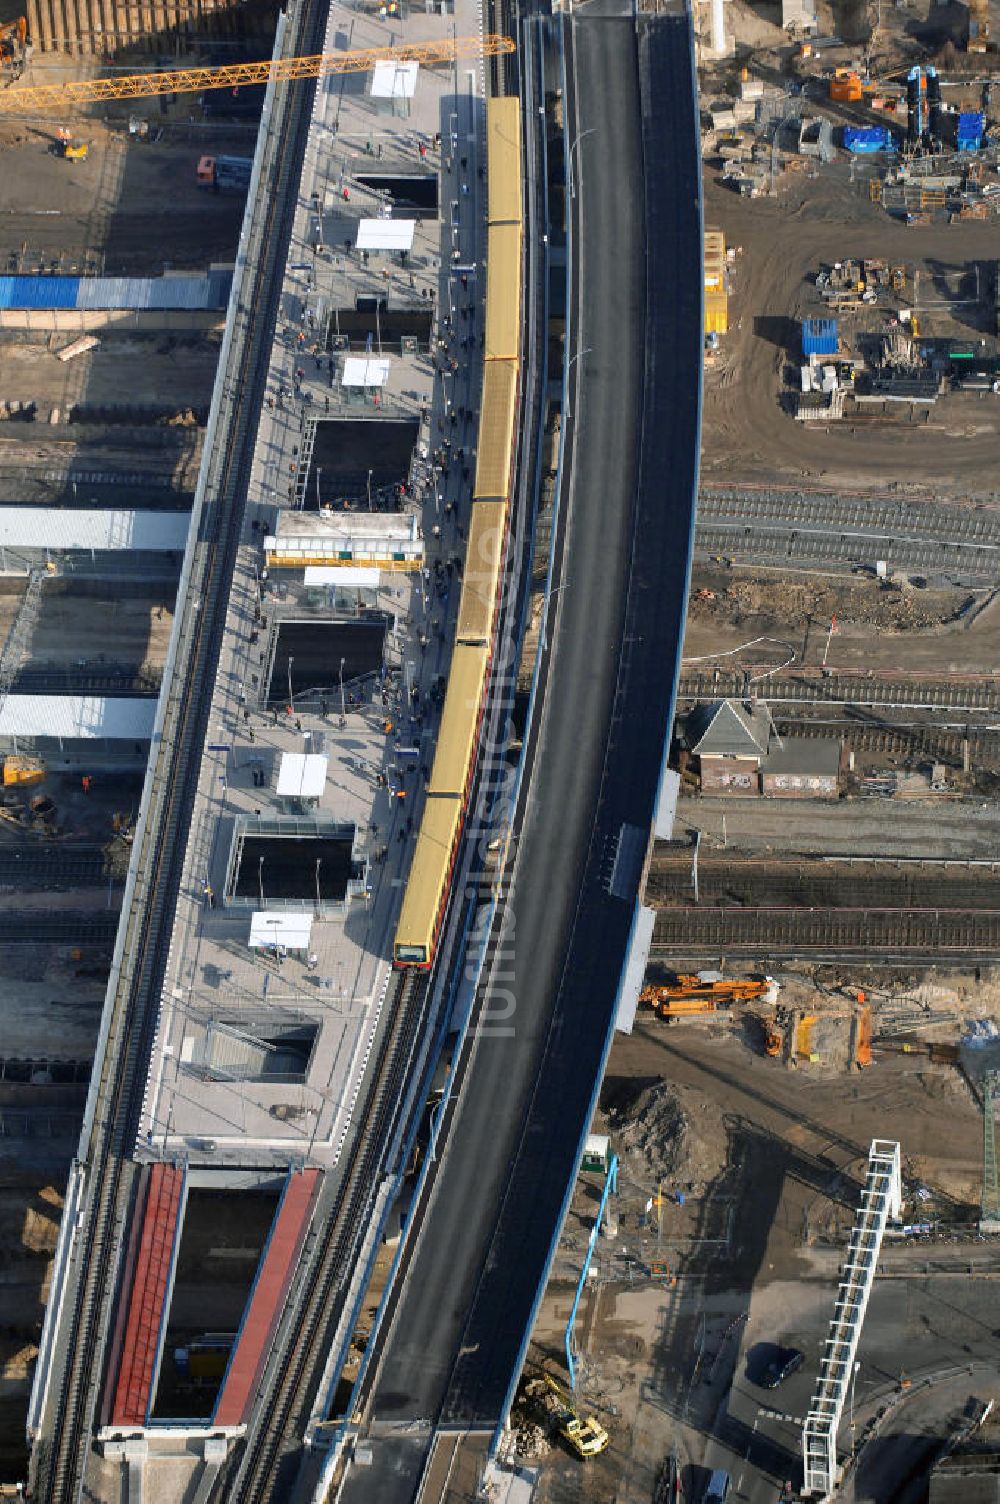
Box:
(802, 318, 838, 358)
(842, 126, 892, 154)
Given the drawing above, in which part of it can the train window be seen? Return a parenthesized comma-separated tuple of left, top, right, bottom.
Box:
(395, 944, 427, 964)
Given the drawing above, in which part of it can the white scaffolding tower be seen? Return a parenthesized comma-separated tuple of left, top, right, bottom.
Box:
(802, 1138, 901, 1497)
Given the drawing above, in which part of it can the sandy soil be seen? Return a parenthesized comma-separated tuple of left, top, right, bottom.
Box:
(701, 168, 1000, 497)
(682, 568, 1000, 675)
(26, 591, 173, 669)
(0, 334, 221, 414)
(0, 118, 249, 276)
(522, 1007, 986, 1503)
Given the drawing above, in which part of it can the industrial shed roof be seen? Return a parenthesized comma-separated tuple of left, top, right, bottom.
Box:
(0, 696, 156, 740)
(0, 508, 189, 552)
(0, 270, 233, 311)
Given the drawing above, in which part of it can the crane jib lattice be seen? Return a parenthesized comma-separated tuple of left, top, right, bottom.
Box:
(0, 34, 515, 113)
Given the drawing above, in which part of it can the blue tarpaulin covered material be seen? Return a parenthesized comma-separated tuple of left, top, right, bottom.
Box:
(802, 317, 838, 357)
(0, 269, 233, 310)
(957, 111, 984, 150)
(842, 126, 893, 153)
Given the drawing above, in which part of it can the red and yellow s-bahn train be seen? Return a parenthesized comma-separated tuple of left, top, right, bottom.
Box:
(393, 95, 523, 969)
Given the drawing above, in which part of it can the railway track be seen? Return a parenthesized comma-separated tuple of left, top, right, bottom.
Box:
(10, 666, 160, 696)
(30, 8, 313, 1498)
(0, 913, 117, 944)
(651, 905, 1000, 960)
(229, 970, 432, 1501)
(0, 844, 115, 889)
(698, 487, 1000, 546)
(677, 668, 1000, 714)
(693, 521, 1000, 578)
(768, 717, 1000, 764)
(647, 856, 1000, 911)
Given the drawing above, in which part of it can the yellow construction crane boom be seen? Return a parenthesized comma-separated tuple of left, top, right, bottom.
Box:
(0, 33, 514, 113)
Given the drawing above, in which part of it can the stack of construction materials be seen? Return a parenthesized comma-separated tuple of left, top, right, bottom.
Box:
(704, 227, 728, 336)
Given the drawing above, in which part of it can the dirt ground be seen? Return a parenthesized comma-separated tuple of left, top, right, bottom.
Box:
(26, 589, 174, 670)
(0, 333, 221, 414)
(0, 1177, 66, 1480)
(700, 167, 1000, 498)
(0, 115, 249, 276)
(521, 984, 988, 1503)
(682, 566, 1000, 675)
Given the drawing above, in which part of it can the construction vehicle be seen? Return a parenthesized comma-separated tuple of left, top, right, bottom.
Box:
(0, 34, 514, 115)
(0, 16, 27, 79)
(759, 1013, 784, 1057)
(196, 153, 253, 192)
(641, 973, 779, 1019)
(524, 1375, 609, 1459)
(51, 128, 88, 161)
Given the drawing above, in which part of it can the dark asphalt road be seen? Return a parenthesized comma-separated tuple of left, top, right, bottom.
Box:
(341, 8, 701, 1498)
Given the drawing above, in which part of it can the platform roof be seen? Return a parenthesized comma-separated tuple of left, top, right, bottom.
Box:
(276, 753, 328, 798)
(249, 912, 314, 950)
(0, 695, 156, 740)
(370, 59, 418, 98)
(303, 566, 381, 586)
(274, 510, 418, 542)
(341, 356, 392, 388)
(356, 218, 416, 251)
(0, 507, 189, 552)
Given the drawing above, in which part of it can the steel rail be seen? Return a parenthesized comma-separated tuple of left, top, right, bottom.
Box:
(29, 8, 312, 1498)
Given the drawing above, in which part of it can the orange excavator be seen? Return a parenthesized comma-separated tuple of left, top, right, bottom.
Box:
(0, 17, 27, 78)
(641, 974, 779, 1020)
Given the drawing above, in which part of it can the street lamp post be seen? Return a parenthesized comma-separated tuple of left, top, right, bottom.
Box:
(315, 464, 323, 509)
(287, 655, 294, 710)
(565, 346, 592, 422)
(315, 857, 322, 913)
(258, 855, 265, 908)
(567, 127, 596, 200)
(540, 582, 571, 655)
(367, 468, 373, 510)
(339, 656, 346, 720)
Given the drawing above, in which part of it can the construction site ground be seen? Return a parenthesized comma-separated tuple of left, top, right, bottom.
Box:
(521, 1000, 999, 1504)
(701, 167, 1000, 497)
(683, 566, 1000, 676)
(24, 583, 173, 671)
(0, 113, 249, 276)
(0, 43, 256, 1478)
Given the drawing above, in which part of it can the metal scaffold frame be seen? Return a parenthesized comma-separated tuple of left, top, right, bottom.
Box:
(802, 1138, 901, 1498)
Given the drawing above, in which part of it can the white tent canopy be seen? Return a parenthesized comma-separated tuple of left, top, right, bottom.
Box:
(370, 59, 418, 98)
(276, 752, 328, 799)
(304, 566, 381, 587)
(356, 218, 416, 252)
(341, 356, 391, 388)
(249, 912, 313, 950)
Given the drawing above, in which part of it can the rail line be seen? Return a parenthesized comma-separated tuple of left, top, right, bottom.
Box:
(647, 856, 1000, 911)
(693, 521, 1000, 577)
(651, 905, 1000, 959)
(229, 969, 431, 1500)
(677, 668, 1000, 713)
(0, 844, 115, 888)
(698, 487, 1000, 545)
(29, 5, 313, 1496)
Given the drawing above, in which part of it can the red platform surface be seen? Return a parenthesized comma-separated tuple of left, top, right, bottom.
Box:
(213, 1168, 320, 1427)
(111, 1163, 185, 1426)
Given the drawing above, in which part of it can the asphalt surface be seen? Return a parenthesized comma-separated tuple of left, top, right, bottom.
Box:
(340, 7, 701, 1500)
